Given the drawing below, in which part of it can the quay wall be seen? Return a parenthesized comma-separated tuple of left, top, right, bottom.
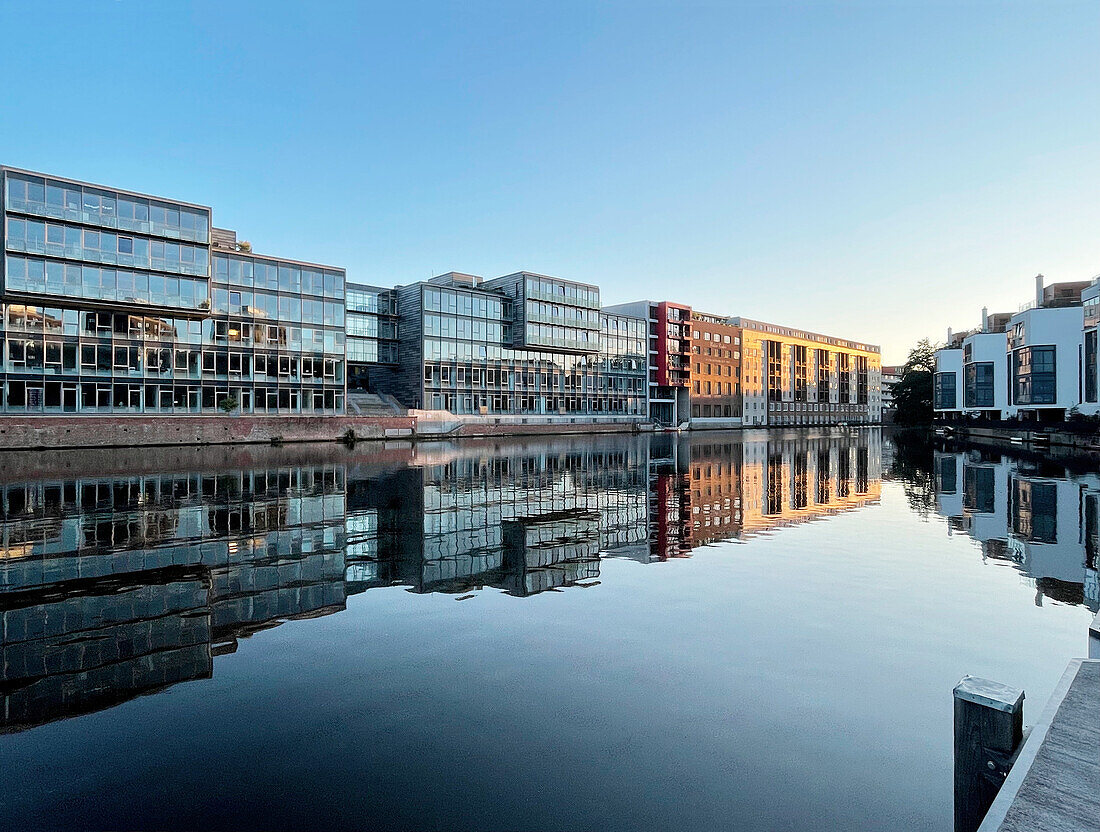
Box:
(0, 414, 645, 451)
(946, 426, 1100, 463)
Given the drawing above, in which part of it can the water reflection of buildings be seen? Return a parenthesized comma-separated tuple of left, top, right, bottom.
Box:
(1, 432, 883, 733)
(934, 449, 1100, 611)
(0, 468, 347, 732)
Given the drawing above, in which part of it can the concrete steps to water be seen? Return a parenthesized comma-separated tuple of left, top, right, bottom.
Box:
(347, 392, 407, 417)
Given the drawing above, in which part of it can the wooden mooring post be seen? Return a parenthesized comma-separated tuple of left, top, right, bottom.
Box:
(953, 676, 1024, 832)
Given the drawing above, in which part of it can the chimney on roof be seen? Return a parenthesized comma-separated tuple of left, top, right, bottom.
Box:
(981, 307, 989, 333)
(1035, 274, 1044, 308)
(947, 327, 953, 344)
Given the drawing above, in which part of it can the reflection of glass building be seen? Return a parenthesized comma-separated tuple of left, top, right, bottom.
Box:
(0, 466, 348, 731)
(1, 167, 346, 414)
(349, 440, 652, 595)
(1, 432, 888, 733)
(933, 449, 1100, 611)
(376, 272, 646, 415)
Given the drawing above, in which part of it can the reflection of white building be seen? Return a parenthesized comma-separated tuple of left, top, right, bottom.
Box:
(962, 457, 1010, 546)
(934, 450, 1100, 611)
(934, 451, 965, 518)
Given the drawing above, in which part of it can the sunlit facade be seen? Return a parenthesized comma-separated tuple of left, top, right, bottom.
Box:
(733, 317, 882, 426)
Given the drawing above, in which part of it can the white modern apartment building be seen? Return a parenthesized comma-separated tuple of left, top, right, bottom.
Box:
(961, 308, 1011, 417)
(933, 337, 964, 416)
(1082, 281, 1100, 410)
(934, 275, 1095, 422)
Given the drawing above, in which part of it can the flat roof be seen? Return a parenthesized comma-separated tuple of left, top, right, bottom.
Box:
(215, 247, 346, 273)
(492, 271, 600, 291)
(730, 316, 880, 353)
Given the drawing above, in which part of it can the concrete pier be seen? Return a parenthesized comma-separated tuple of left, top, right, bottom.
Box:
(977, 659, 1100, 832)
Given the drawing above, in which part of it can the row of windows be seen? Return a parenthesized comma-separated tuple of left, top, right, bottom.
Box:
(1, 381, 342, 413)
(210, 287, 345, 326)
(347, 337, 398, 364)
(213, 256, 344, 299)
(5, 173, 210, 243)
(420, 338, 648, 371)
(693, 381, 739, 396)
(524, 277, 599, 309)
(423, 314, 509, 342)
(603, 316, 645, 337)
(6, 255, 209, 310)
(423, 363, 645, 392)
(424, 287, 509, 319)
(3, 306, 344, 354)
(692, 404, 741, 418)
(694, 362, 737, 376)
(425, 393, 641, 416)
(525, 300, 600, 329)
(347, 313, 378, 338)
(6, 218, 210, 276)
(692, 329, 739, 344)
(524, 322, 598, 350)
(3, 341, 342, 381)
(346, 287, 395, 314)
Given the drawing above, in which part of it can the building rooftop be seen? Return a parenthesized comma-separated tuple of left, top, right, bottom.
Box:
(729, 316, 880, 354)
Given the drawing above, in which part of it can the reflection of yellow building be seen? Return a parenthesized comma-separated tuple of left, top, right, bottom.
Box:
(684, 433, 883, 545)
(738, 434, 882, 537)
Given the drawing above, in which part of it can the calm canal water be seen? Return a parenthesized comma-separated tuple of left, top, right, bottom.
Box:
(0, 429, 1094, 831)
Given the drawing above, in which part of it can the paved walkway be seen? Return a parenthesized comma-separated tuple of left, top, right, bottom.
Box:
(980, 659, 1099, 832)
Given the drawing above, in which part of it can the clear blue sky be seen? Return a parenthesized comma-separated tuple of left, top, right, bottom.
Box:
(2, 1, 1097, 363)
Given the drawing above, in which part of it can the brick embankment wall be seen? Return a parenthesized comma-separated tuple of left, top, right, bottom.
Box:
(0, 414, 644, 450)
(0, 415, 415, 451)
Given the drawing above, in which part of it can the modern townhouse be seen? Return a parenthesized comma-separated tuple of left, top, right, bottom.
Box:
(934, 275, 1096, 423)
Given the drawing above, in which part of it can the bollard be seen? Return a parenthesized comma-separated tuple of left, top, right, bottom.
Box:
(1090, 611, 1100, 660)
(953, 676, 1024, 832)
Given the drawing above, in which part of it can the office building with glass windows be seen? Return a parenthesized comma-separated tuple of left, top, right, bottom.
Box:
(375, 271, 646, 416)
(602, 300, 693, 425)
(1, 166, 346, 414)
(344, 282, 399, 392)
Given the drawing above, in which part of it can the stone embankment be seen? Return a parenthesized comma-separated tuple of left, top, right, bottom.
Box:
(0, 413, 649, 450)
(941, 425, 1100, 462)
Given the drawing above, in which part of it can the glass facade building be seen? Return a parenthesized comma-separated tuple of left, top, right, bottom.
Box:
(0, 167, 346, 414)
(345, 282, 398, 391)
(376, 272, 646, 415)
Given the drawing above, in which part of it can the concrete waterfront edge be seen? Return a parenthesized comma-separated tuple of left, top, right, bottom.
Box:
(975, 659, 1093, 832)
(0, 414, 656, 450)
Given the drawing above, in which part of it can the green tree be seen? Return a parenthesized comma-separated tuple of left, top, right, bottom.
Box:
(892, 338, 936, 426)
(217, 394, 239, 414)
